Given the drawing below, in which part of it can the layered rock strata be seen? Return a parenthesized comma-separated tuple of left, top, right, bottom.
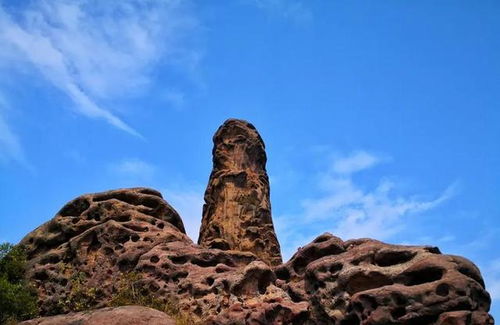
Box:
(198, 119, 282, 266)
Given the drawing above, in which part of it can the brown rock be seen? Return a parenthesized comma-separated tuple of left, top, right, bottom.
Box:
(21, 187, 307, 324)
(275, 233, 493, 324)
(198, 119, 282, 266)
(18, 119, 495, 324)
(18, 306, 176, 325)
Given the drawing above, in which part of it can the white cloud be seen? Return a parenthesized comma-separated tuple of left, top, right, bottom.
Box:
(109, 158, 156, 180)
(276, 150, 456, 261)
(0, 94, 29, 167)
(331, 150, 382, 174)
(0, 0, 199, 136)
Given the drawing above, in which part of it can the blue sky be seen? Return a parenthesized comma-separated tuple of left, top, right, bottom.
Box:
(0, 0, 499, 318)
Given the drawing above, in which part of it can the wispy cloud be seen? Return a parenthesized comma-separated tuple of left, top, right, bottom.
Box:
(108, 158, 156, 180)
(276, 150, 456, 260)
(484, 259, 500, 300)
(0, 0, 199, 136)
(249, 0, 312, 24)
(0, 94, 29, 167)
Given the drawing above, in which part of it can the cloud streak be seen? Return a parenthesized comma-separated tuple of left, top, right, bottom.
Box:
(275, 150, 456, 260)
(0, 94, 29, 167)
(0, 0, 199, 136)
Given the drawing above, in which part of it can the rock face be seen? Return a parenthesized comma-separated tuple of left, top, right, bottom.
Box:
(274, 234, 493, 324)
(198, 119, 282, 266)
(19, 306, 176, 325)
(19, 119, 494, 324)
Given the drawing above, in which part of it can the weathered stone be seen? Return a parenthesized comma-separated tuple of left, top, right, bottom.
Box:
(18, 119, 495, 324)
(18, 306, 176, 325)
(20, 187, 308, 323)
(275, 233, 493, 325)
(198, 119, 282, 266)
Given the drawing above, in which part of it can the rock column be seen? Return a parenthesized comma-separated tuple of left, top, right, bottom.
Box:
(198, 119, 282, 266)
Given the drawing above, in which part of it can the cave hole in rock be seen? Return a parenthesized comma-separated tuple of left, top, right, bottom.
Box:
(391, 307, 406, 319)
(400, 267, 444, 286)
(436, 283, 450, 296)
(169, 255, 188, 264)
(275, 267, 291, 281)
(346, 271, 393, 295)
(150, 255, 160, 263)
(374, 250, 416, 267)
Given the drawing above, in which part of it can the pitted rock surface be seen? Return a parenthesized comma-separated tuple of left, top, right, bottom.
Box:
(18, 119, 494, 324)
(198, 119, 282, 266)
(274, 233, 493, 325)
(18, 306, 176, 325)
(20, 188, 307, 323)
(20, 188, 494, 324)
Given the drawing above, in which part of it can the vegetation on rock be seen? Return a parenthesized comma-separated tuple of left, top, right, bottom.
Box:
(0, 243, 39, 324)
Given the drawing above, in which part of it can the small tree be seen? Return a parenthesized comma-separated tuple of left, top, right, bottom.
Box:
(0, 243, 39, 324)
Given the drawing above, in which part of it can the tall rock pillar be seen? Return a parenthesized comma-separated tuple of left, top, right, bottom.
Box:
(198, 119, 282, 266)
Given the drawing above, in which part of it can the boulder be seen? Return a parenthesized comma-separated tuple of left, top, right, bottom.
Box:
(18, 306, 176, 325)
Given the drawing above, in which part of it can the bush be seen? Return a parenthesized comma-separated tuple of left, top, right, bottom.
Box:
(56, 270, 102, 313)
(109, 272, 194, 325)
(0, 243, 39, 324)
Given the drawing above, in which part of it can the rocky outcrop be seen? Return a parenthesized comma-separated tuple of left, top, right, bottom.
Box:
(20, 188, 494, 324)
(21, 187, 307, 323)
(18, 119, 494, 324)
(19, 306, 176, 325)
(198, 119, 282, 266)
(274, 233, 493, 324)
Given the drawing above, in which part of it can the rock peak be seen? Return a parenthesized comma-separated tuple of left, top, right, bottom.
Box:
(198, 119, 282, 266)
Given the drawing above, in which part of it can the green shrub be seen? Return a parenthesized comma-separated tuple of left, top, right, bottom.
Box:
(0, 243, 39, 324)
(56, 271, 102, 313)
(109, 272, 195, 325)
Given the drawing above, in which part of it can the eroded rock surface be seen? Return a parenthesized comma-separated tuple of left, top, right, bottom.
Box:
(20, 189, 493, 324)
(20, 187, 306, 323)
(19, 119, 494, 324)
(274, 233, 493, 324)
(198, 119, 282, 266)
(18, 306, 176, 325)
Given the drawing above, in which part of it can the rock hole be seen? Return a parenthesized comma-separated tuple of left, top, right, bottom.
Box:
(375, 250, 416, 267)
(170, 255, 188, 264)
(150, 255, 160, 263)
(275, 267, 290, 281)
(401, 267, 444, 286)
(391, 307, 406, 319)
(329, 263, 343, 275)
(346, 271, 393, 295)
(158, 223, 164, 229)
(436, 283, 450, 296)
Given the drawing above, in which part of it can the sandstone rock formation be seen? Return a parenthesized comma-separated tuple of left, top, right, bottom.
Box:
(199, 119, 282, 266)
(19, 306, 176, 325)
(18, 119, 494, 324)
